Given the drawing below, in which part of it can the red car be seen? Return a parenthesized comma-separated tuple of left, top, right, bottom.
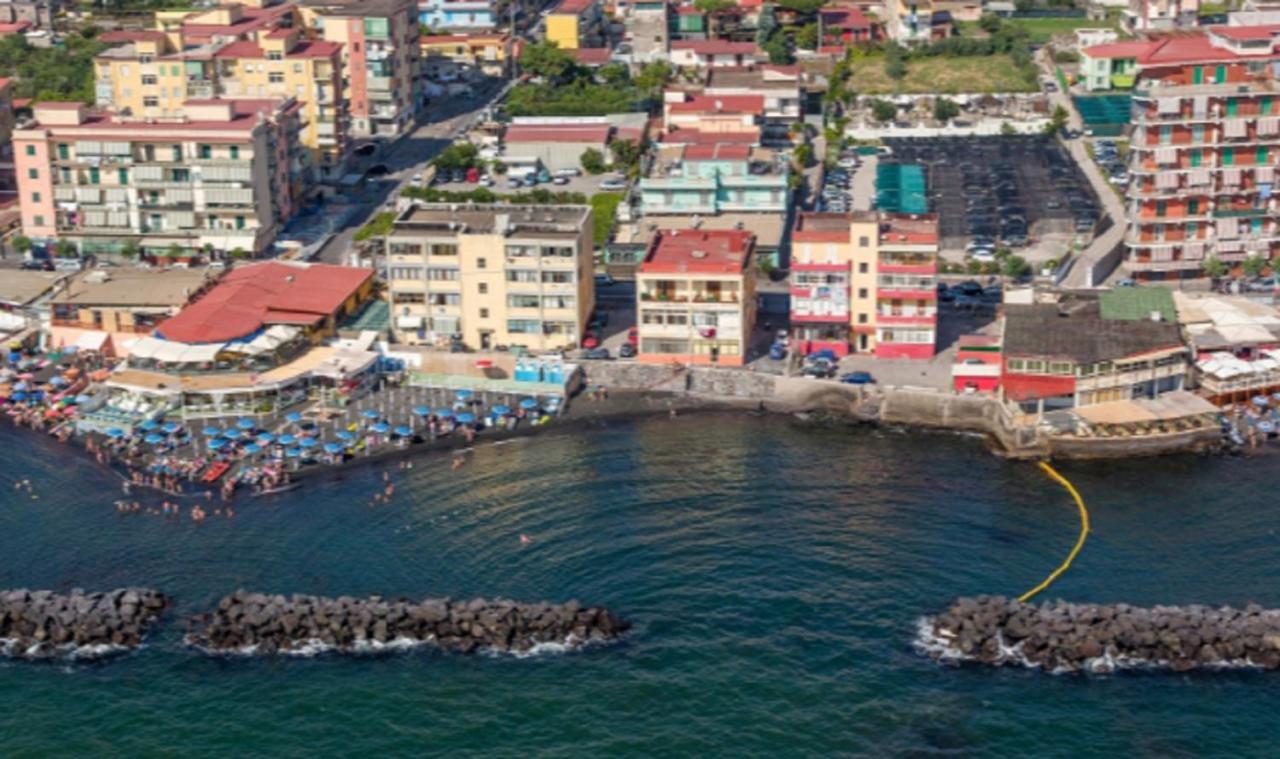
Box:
(582, 332, 600, 349)
(627, 327, 638, 346)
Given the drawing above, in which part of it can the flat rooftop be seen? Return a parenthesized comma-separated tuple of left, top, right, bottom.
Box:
(616, 212, 787, 249)
(0, 270, 65, 306)
(52, 268, 219, 308)
(392, 203, 590, 237)
(641, 228, 754, 275)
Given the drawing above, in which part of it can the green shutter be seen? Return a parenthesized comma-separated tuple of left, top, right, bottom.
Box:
(1190, 149, 1201, 167)
(1257, 146, 1268, 164)
(1216, 64, 1227, 82)
(1223, 147, 1234, 166)
(1227, 98, 1238, 116)
(1193, 66, 1203, 84)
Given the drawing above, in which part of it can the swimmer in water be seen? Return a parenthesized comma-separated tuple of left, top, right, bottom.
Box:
(452, 454, 465, 470)
(520, 534, 532, 546)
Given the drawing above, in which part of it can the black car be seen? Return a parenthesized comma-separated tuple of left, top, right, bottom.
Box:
(20, 259, 53, 271)
(366, 164, 390, 177)
(618, 343, 636, 359)
(584, 347, 612, 360)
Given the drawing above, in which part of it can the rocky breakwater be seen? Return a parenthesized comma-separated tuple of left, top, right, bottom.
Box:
(0, 588, 168, 660)
(185, 591, 631, 656)
(918, 596, 1280, 674)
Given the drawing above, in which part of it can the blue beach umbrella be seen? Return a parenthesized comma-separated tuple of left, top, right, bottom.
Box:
(455, 389, 473, 401)
(371, 422, 390, 434)
(139, 419, 160, 432)
(324, 442, 345, 455)
(223, 429, 243, 440)
(105, 427, 125, 439)
(49, 376, 67, 387)
(455, 412, 475, 425)
(12, 381, 26, 391)
(9, 391, 26, 402)
(243, 443, 261, 455)
(413, 405, 431, 416)
(202, 426, 222, 437)
(519, 398, 538, 410)
(1253, 395, 1269, 406)
(285, 447, 301, 458)
(492, 404, 511, 416)
(162, 422, 180, 434)
(335, 430, 354, 442)
(285, 411, 303, 423)
(298, 437, 319, 448)
(361, 409, 381, 420)
(394, 425, 412, 437)
(434, 408, 454, 418)
(256, 432, 275, 444)
(208, 438, 227, 450)
(144, 433, 165, 445)
(236, 417, 255, 430)
(278, 434, 297, 446)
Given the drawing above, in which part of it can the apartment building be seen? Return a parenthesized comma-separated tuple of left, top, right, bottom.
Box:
(635, 228, 756, 366)
(299, 0, 422, 139)
(13, 99, 307, 258)
(1123, 0, 1199, 33)
(668, 40, 765, 69)
(662, 93, 764, 138)
(639, 143, 789, 215)
(702, 66, 802, 130)
(1120, 26, 1280, 279)
(418, 0, 497, 31)
(0, 78, 14, 196)
(384, 204, 595, 351)
(420, 32, 512, 77)
(787, 211, 938, 359)
(545, 0, 603, 50)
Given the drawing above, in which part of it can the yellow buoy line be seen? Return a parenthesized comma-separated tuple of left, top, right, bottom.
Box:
(1017, 461, 1090, 603)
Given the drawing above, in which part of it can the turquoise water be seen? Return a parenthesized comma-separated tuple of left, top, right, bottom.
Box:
(1, 415, 1279, 756)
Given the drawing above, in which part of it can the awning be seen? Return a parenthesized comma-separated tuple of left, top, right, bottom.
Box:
(75, 331, 109, 352)
(127, 336, 167, 360)
(397, 315, 425, 329)
(177, 343, 222, 363)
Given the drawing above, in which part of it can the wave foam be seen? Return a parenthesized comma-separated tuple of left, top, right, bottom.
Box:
(0, 636, 134, 662)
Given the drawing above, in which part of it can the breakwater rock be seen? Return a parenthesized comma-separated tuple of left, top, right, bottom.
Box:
(918, 596, 1280, 674)
(185, 591, 630, 656)
(0, 588, 168, 660)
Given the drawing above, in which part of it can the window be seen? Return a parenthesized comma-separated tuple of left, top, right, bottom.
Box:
(857, 288, 868, 298)
(141, 75, 157, 86)
(1007, 358, 1025, 372)
(858, 236, 869, 247)
(507, 319, 540, 334)
(429, 243, 458, 256)
(173, 146, 182, 161)
(118, 169, 129, 185)
(428, 268, 459, 281)
(858, 262, 869, 274)
(269, 72, 284, 84)
(24, 145, 34, 156)
(506, 270, 538, 282)
(293, 64, 303, 74)
(56, 144, 68, 160)
(508, 294, 540, 308)
(143, 97, 159, 108)
(1257, 146, 1268, 165)
(267, 51, 283, 61)
(478, 282, 488, 294)
(30, 192, 40, 203)
(26, 168, 37, 179)
(1223, 148, 1235, 166)
(171, 169, 190, 182)
(477, 257, 486, 269)
(59, 168, 70, 182)
(230, 146, 239, 160)
(857, 313, 868, 324)
(234, 216, 245, 230)
(480, 308, 489, 319)
(33, 215, 43, 226)
(89, 167, 100, 185)
(199, 145, 212, 159)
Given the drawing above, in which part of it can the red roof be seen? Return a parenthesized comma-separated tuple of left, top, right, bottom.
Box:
(215, 39, 341, 60)
(1124, 31, 1277, 66)
(1081, 40, 1155, 59)
(1212, 23, 1280, 40)
(156, 263, 372, 344)
(100, 30, 168, 44)
(553, 0, 594, 14)
(571, 47, 612, 65)
(793, 212, 857, 243)
(0, 20, 32, 35)
(820, 7, 872, 29)
(504, 124, 611, 144)
(683, 143, 751, 161)
(879, 214, 939, 245)
(659, 128, 758, 145)
(641, 229, 755, 275)
(668, 94, 764, 115)
(671, 40, 761, 56)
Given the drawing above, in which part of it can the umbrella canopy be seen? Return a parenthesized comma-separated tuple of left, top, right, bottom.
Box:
(519, 398, 539, 410)
(9, 391, 26, 402)
(298, 437, 319, 448)
(324, 442, 345, 455)
(162, 422, 180, 434)
(202, 426, 222, 437)
(361, 409, 381, 419)
(1253, 395, 1270, 406)
(256, 432, 276, 444)
(394, 425, 412, 437)
(75, 395, 93, 405)
(243, 443, 262, 455)
(474, 359, 494, 369)
(285, 447, 301, 458)
(236, 417, 255, 430)
(455, 412, 476, 424)
(139, 419, 160, 431)
(105, 427, 125, 439)
(335, 430, 354, 441)
(435, 408, 454, 418)
(49, 376, 67, 387)
(285, 411, 303, 423)
(223, 429, 243, 440)
(278, 434, 297, 446)
(492, 405, 511, 416)
(144, 433, 165, 445)
(208, 438, 227, 450)
(12, 381, 27, 391)
(371, 422, 390, 434)
(455, 389, 473, 401)
(413, 405, 431, 416)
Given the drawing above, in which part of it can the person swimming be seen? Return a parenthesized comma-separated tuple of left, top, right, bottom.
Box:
(520, 534, 532, 546)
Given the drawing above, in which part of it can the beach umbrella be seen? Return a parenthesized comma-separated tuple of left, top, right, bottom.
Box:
(257, 432, 276, 444)
(519, 398, 539, 410)
(202, 426, 222, 437)
(285, 411, 303, 423)
(243, 443, 262, 455)
(144, 432, 165, 445)
(455, 389, 473, 401)
(361, 409, 381, 420)
(236, 417, 255, 430)
(208, 438, 227, 450)
(105, 427, 125, 439)
(285, 447, 301, 458)
(9, 391, 26, 402)
(371, 422, 390, 434)
(74, 395, 92, 405)
(1253, 395, 1269, 406)
(335, 430, 354, 442)
(298, 437, 319, 448)
(435, 408, 454, 418)
(455, 412, 475, 425)
(278, 434, 297, 446)
(223, 429, 244, 440)
(413, 405, 431, 416)
(49, 376, 67, 387)
(139, 419, 160, 431)
(324, 442, 345, 455)
(394, 425, 412, 437)
(162, 422, 180, 434)
(492, 404, 511, 416)
(12, 381, 26, 391)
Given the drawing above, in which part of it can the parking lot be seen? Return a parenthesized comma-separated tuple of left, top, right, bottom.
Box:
(814, 150, 864, 213)
(882, 136, 1101, 258)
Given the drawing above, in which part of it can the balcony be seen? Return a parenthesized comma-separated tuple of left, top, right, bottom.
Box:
(367, 75, 393, 91)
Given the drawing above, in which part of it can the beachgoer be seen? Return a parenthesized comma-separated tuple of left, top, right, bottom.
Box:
(520, 534, 532, 546)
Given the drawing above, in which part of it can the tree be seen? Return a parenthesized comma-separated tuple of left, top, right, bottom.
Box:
(762, 29, 792, 65)
(120, 239, 140, 259)
(634, 61, 672, 97)
(870, 98, 898, 122)
(354, 212, 395, 243)
(55, 239, 78, 259)
(1001, 255, 1031, 279)
(229, 247, 250, 260)
(1014, 0, 1034, 10)
(795, 22, 818, 51)
(694, 0, 735, 38)
(775, 0, 824, 13)
(1044, 105, 1069, 135)
(610, 139, 642, 170)
(933, 97, 960, 122)
(1201, 256, 1229, 280)
(520, 40, 577, 82)
(11, 234, 31, 258)
(433, 142, 479, 170)
(598, 62, 629, 87)
(977, 13, 1003, 34)
(1243, 254, 1269, 278)
(580, 148, 607, 175)
(884, 43, 907, 82)
(1000, 121, 1017, 136)
(794, 142, 814, 168)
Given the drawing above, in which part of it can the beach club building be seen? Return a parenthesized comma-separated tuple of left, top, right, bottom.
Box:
(84, 261, 378, 426)
(635, 228, 757, 366)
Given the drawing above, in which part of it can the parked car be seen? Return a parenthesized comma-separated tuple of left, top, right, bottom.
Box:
(366, 164, 390, 177)
(599, 177, 627, 191)
(627, 326, 638, 346)
(803, 358, 837, 378)
(955, 280, 983, 296)
(553, 176, 570, 185)
(583, 347, 612, 360)
(20, 258, 53, 271)
(969, 250, 997, 264)
(594, 273, 616, 287)
(581, 332, 600, 349)
(554, 168, 581, 178)
(769, 342, 787, 361)
(838, 371, 875, 385)
(618, 343, 636, 359)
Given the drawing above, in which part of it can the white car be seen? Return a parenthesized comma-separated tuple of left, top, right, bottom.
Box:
(479, 175, 494, 187)
(969, 250, 997, 263)
(600, 177, 627, 191)
(411, 173, 423, 185)
(554, 168, 581, 178)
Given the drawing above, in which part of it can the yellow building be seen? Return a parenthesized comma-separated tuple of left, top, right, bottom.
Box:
(790, 211, 880, 354)
(385, 204, 596, 352)
(420, 33, 512, 78)
(545, 0, 601, 50)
